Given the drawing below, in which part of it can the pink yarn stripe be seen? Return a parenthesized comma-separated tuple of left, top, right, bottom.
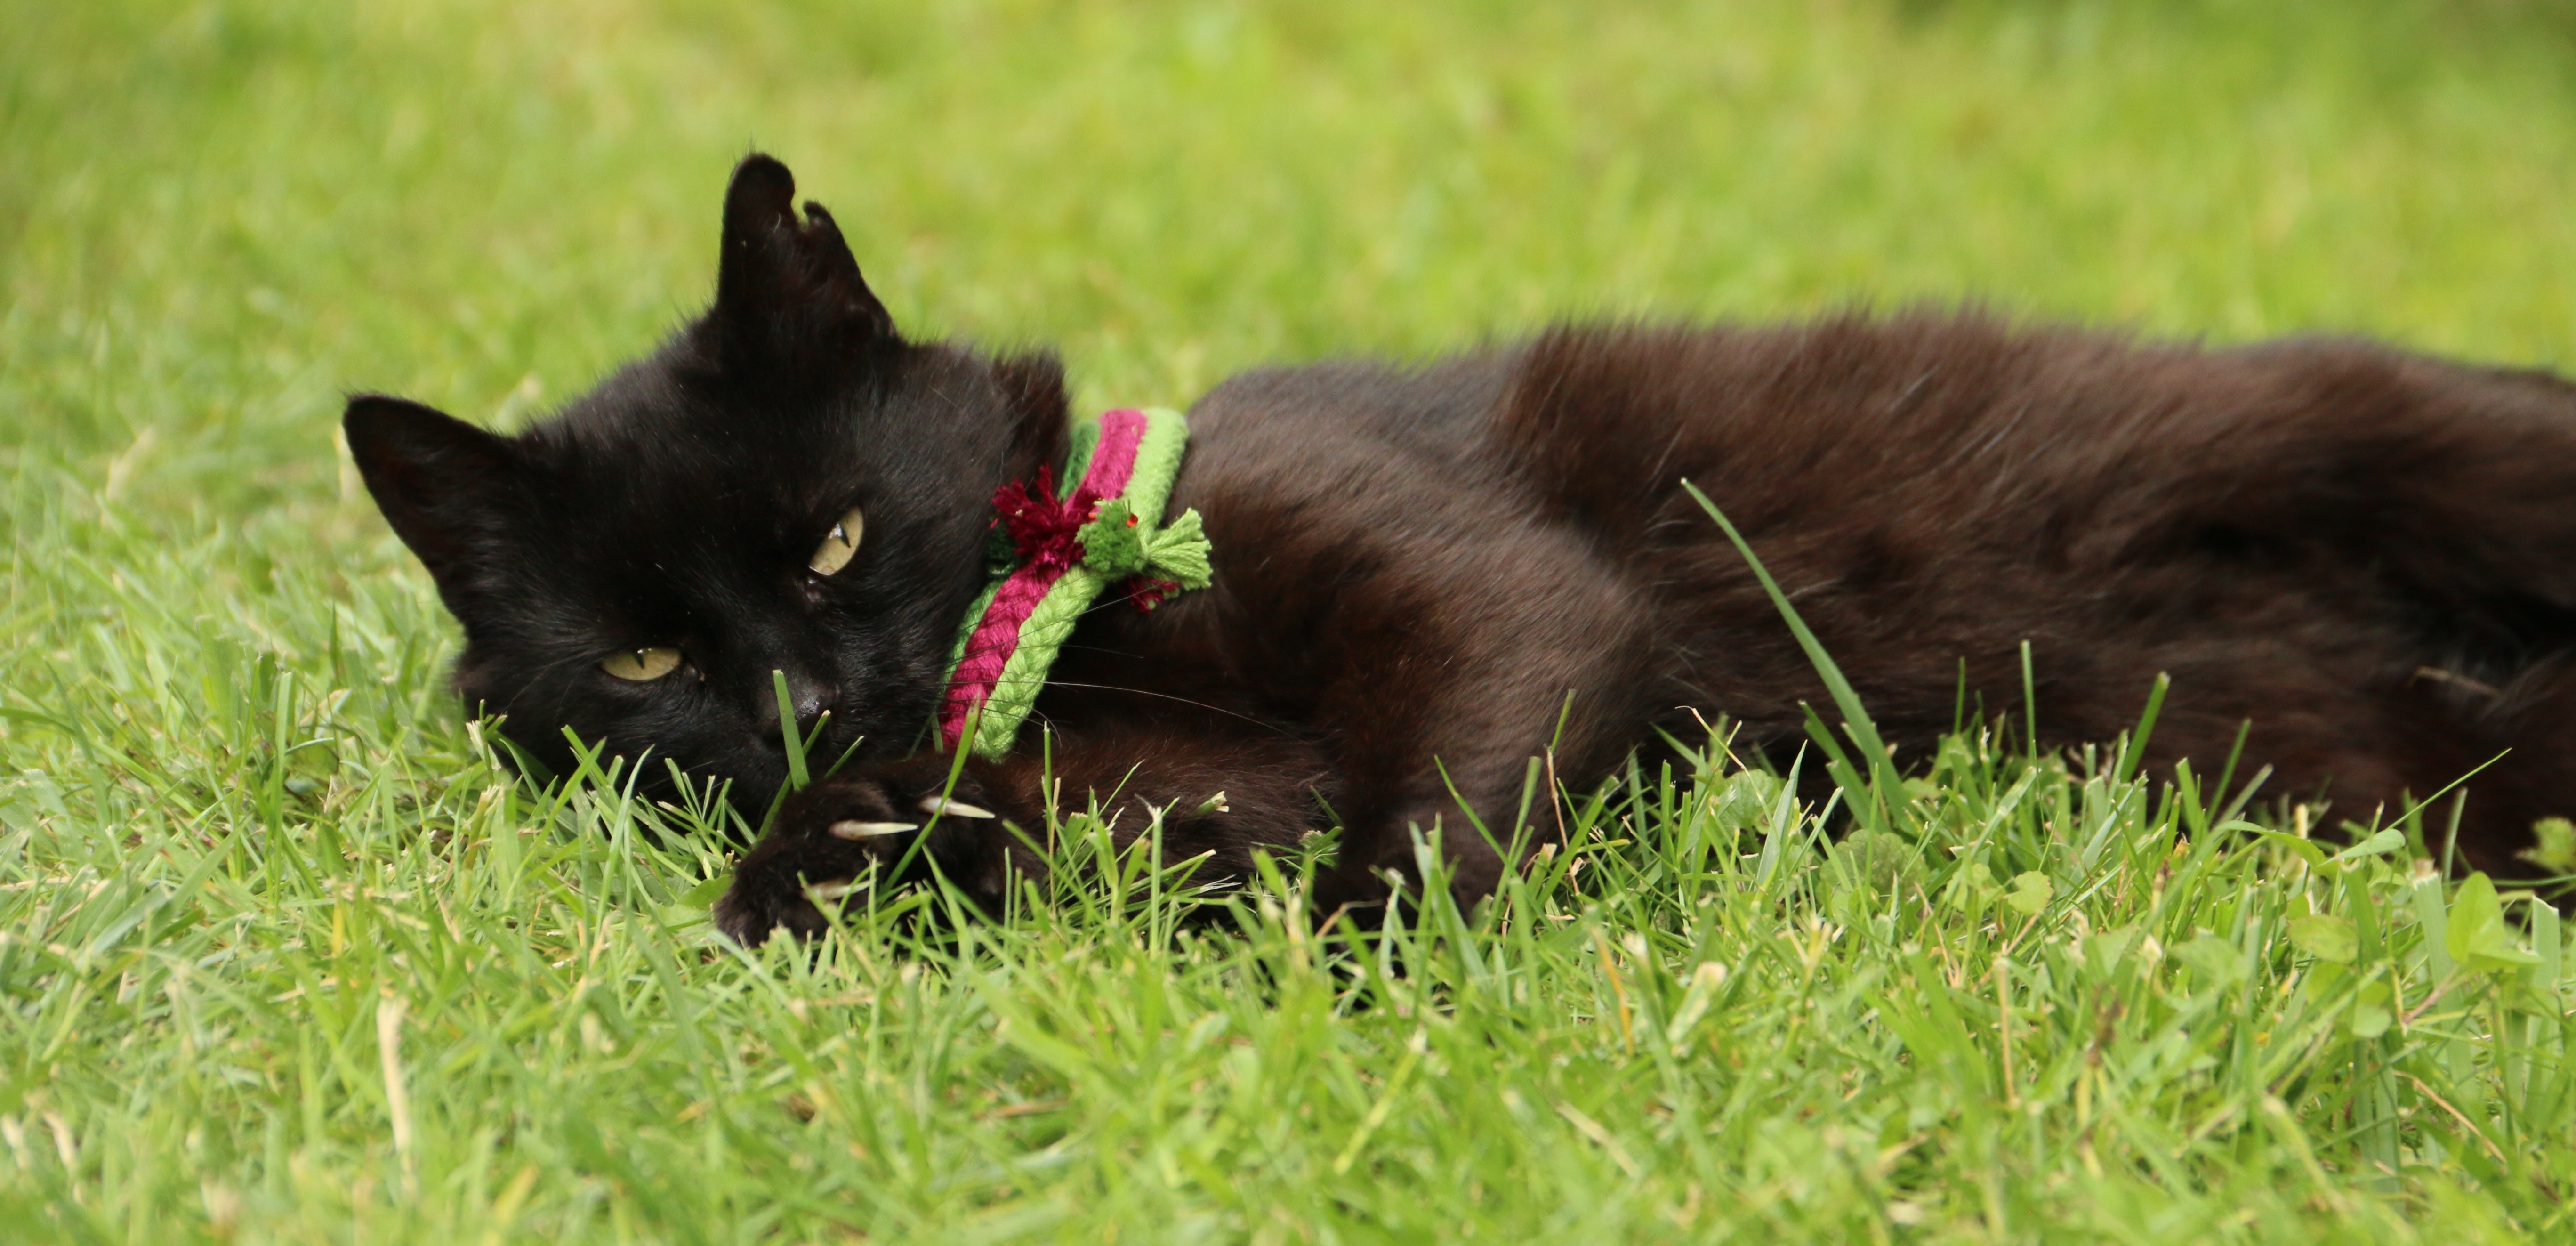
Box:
(936, 409, 1151, 748)
(939, 564, 1064, 745)
(1079, 408, 1146, 497)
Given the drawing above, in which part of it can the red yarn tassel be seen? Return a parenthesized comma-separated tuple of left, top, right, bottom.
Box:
(991, 467, 1101, 574)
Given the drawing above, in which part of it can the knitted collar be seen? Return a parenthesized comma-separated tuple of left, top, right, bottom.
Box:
(937, 407, 1212, 758)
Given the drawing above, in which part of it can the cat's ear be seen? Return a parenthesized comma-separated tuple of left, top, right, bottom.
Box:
(342, 395, 526, 587)
(712, 154, 895, 372)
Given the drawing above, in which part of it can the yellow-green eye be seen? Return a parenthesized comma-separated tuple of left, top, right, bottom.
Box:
(601, 646, 682, 681)
(809, 506, 864, 576)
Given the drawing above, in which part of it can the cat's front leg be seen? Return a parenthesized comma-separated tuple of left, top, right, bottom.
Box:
(713, 754, 1033, 946)
(716, 728, 1336, 943)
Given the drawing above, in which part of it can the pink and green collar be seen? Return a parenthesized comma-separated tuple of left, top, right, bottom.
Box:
(938, 407, 1212, 758)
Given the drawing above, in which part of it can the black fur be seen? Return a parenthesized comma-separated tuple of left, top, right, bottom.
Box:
(346, 155, 2576, 945)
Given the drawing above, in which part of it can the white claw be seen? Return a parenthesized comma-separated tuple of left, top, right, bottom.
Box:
(827, 820, 917, 840)
(807, 877, 861, 900)
(918, 795, 996, 819)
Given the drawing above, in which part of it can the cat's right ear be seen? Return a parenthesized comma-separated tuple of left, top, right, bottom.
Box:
(711, 154, 895, 376)
(342, 395, 524, 587)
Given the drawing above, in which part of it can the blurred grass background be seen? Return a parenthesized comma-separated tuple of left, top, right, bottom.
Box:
(8, 1, 2576, 1241)
(7, 0, 2575, 514)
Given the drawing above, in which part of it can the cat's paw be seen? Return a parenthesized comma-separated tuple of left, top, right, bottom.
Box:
(713, 762, 1015, 945)
(714, 776, 918, 946)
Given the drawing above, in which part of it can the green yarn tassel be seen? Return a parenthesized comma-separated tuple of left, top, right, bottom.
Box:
(1141, 508, 1213, 591)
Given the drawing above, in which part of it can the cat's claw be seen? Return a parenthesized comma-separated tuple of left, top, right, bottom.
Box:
(827, 819, 917, 839)
(919, 795, 996, 819)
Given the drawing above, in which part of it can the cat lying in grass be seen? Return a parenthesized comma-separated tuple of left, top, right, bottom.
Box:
(345, 154, 2576, 944)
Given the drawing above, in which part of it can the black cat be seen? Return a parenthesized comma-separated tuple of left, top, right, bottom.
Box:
(346, 154, 2576, 945)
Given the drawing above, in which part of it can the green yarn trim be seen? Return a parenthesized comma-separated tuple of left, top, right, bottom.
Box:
(947, 407, 1211, 759)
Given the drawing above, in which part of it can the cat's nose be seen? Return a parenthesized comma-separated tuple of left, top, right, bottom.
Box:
(753, 669, 835, 748)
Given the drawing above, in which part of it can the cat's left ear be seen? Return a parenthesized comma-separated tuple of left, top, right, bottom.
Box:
(342, 395, 528, 594)
(711, 154, 895, 373)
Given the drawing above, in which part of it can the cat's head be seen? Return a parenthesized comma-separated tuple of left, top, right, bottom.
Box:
(345, 154, 1067, 815)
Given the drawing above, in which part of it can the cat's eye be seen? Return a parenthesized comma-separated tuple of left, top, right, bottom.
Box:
(601, 646, 683, 681)
(809, 506, 865, 576)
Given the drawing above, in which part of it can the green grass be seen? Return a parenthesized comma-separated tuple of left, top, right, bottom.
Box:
(8, 0, 2576, 1240)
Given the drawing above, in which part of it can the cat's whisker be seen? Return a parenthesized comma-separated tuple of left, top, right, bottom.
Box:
(1002, 679, 1295, 736)
(964, 671, 1285, 732)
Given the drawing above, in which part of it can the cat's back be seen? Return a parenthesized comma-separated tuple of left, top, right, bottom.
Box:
(1179, 314, 2266, 554)
(1183, 314, 2267, 517)
(1174, 311, 2576, 599)
(1171, 313, 2329, 591)
(1171, 346, 1538, 596)
(1482, 312, 2576, 553)
(1181, 348, 1521, 482)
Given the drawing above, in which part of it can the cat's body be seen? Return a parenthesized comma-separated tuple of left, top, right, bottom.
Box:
(346, 156, 2576, 945)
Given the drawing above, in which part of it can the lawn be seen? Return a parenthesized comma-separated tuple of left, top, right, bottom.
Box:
(7, 0, 2576, 1241)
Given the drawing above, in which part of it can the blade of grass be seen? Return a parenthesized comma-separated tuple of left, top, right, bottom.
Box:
(1684, 481, 1910, 833)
